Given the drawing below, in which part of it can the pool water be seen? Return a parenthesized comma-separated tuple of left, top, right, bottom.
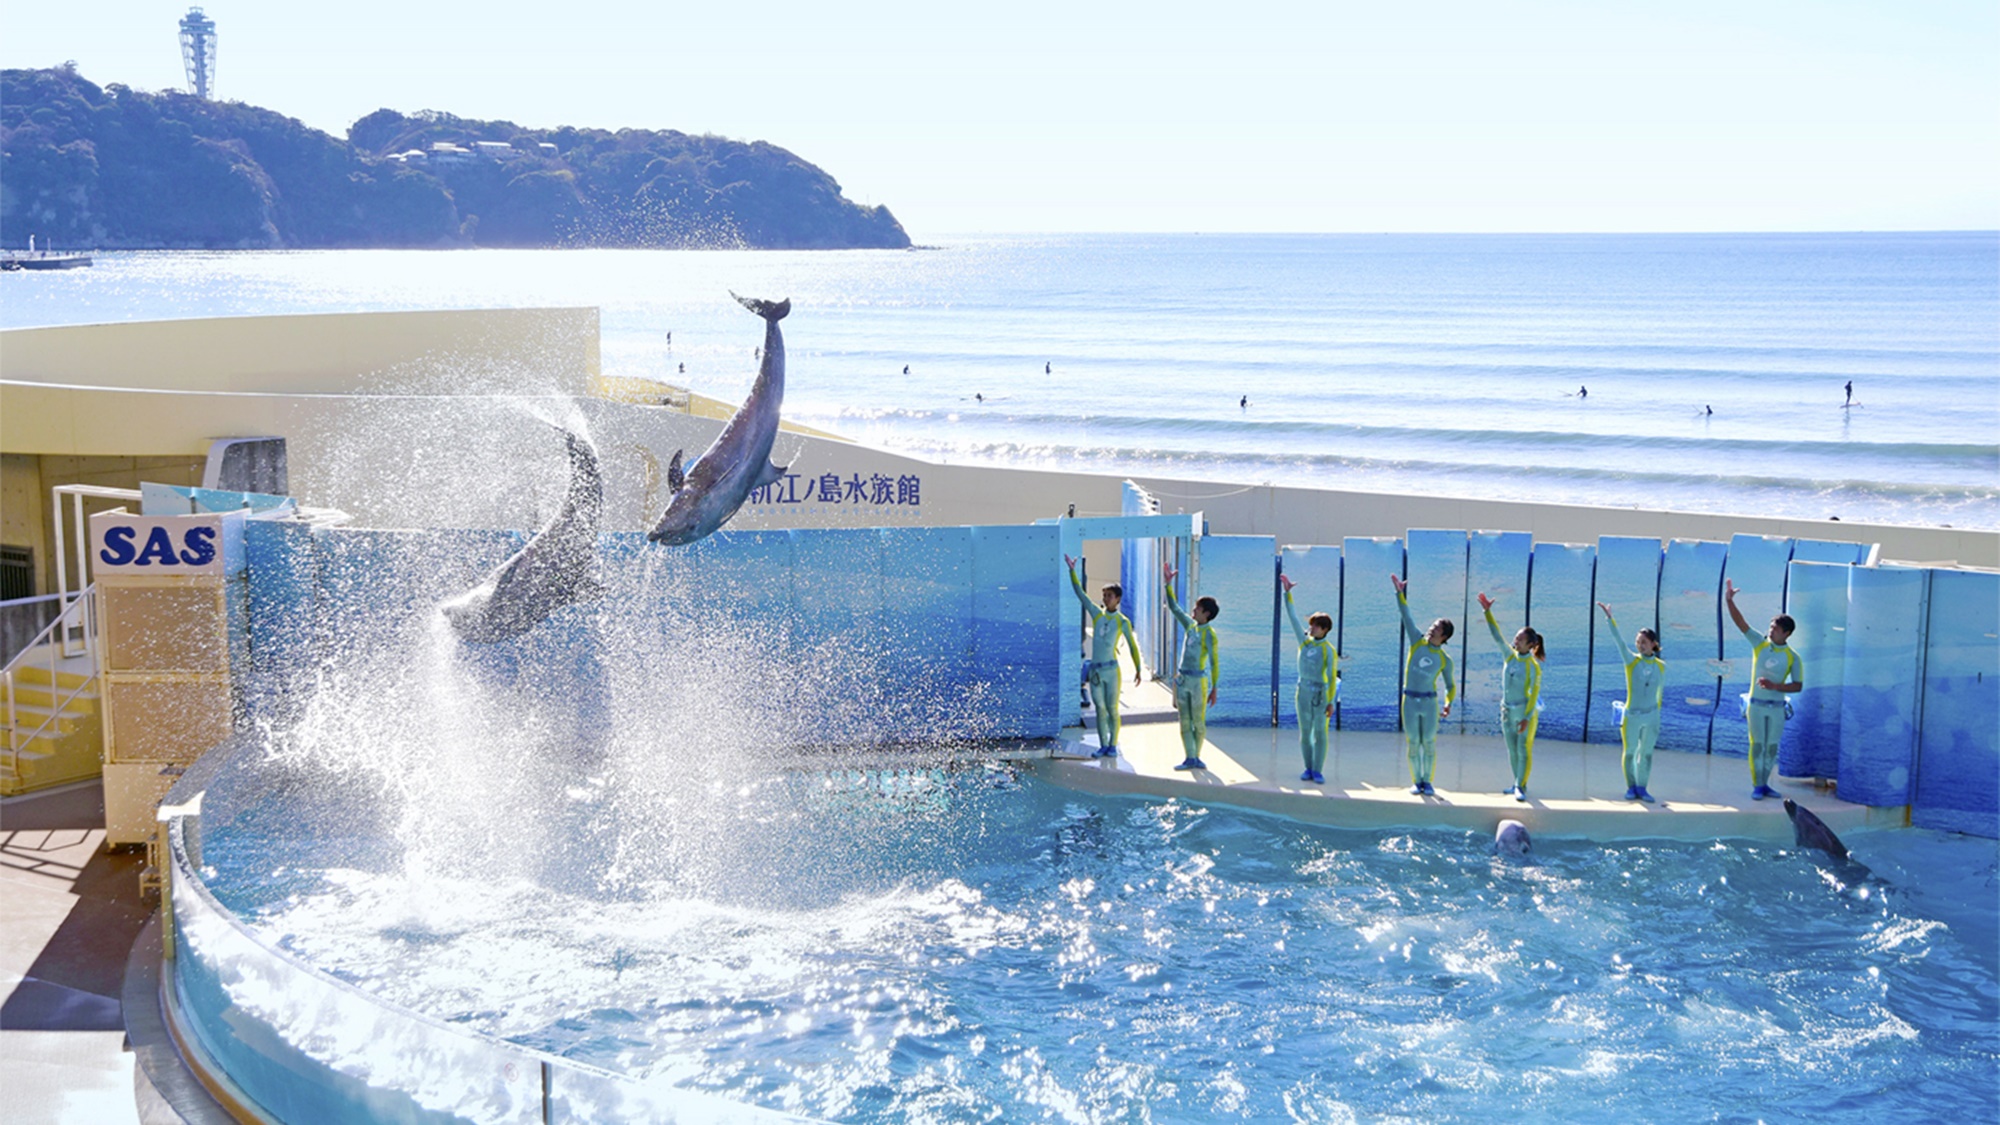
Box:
(199, 765, 1998, 1123)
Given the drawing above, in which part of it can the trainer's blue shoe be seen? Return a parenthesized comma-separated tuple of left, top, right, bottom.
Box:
(1419, 782, 1436, 796)
(1301, 770, 1316, 782)
(1174, 759, 1200, 771)
(1751, 786, 1770, 801)
(1637, 788, 1657, 804)
(1624, 786, 1640, 801)
(1514, 788, 1528, 803)
(1311, 770, 1325, 784)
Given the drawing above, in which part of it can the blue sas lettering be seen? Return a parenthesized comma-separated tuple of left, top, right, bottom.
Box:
(99, 525, 217, 567)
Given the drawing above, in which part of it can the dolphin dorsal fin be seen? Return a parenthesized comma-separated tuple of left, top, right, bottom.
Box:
(667, 450, 686, 494)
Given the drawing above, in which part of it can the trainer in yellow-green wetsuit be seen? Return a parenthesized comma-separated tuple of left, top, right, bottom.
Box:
(1725, 580, 1802, 801)
(1281, 576, 1337, 784)
(1390, 575, 1455, 796)
(1163, 563, 1219, 772)
(1598, 602, 1666, 803)
(1477, 594, 1541, 803)
(1067, 556, 1142, 759)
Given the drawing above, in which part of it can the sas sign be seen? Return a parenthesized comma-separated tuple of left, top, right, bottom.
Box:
(90, 512, 241, 576)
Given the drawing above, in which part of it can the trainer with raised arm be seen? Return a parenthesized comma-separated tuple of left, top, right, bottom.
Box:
(1477, 593, 1541, 804)
(1280, 574, 1337, 784)
(1391, 574, 1455, 796)
(1066, 554, 1142, 759)
(1163, 563, 1219, 773)
(1725, 580, 1803, 801)
(1598, 601, 1666, 803)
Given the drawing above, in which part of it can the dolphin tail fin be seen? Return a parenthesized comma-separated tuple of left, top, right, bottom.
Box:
(667, 450, 686, 494)
(730, 292, 792, 322)
(753, 459, 787, 489)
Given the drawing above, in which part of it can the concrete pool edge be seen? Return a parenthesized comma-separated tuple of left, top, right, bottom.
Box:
(1031, 724, 1901, 844)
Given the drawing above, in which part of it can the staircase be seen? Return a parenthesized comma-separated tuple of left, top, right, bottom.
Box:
(2, 594, 103, 796)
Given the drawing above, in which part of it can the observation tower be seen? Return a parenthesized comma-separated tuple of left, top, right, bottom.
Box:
(178, 6, 216, 99)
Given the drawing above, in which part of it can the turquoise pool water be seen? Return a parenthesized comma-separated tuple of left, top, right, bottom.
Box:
(195, 764, 1997, 1123)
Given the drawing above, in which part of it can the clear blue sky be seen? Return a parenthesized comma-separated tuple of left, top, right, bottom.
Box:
(6, 1, 1994, 236)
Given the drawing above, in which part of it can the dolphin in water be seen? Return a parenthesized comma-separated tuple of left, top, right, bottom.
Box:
(647, 293, 792, 546)
(1783, 798, 1850, 862)
(1494, 819, 1532, 859)
(441, 429, 606, 643)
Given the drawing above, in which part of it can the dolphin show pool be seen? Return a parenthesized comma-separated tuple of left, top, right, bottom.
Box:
(172, 737, 1999, 1123)
(8, 290, 1994, 1123)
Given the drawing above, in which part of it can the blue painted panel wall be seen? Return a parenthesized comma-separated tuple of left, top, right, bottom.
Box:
(1339, 537, 1406, 731)
(971, 524, 1062, 737)
(1657, 539, 1727, 752)
(1276, 545, 1342, 724)
(1525, 543, 1596, 742)
(881, 526, 974, 678)
(1199, 536, 1277, 725)
(243, 520, 317, 725)
(1914, 569, 2000, 836)
(1588, 537, 1662, 745)
(791, 529, 884, 655)
(1462, 532, 1532, 736)
(1837, 566, 1926, 807)
(1782, 561, 1848, 780)
(1791, 539, 1871, 566)
(1406, 530, 1469, 728)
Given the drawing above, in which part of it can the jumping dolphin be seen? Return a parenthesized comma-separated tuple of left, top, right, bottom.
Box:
(647, 293, 791, 546)
(1494, 819, 1532, 859)
(1782, 798, 1850, 862)
(441, 429, 605, 643)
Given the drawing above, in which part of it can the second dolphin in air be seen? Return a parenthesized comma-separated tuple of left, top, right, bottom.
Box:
(648, 293, 792, 546)
(441, 429, 606, 643)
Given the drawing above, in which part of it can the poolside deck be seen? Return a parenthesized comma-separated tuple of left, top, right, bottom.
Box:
(1041, 697, 1896, 843)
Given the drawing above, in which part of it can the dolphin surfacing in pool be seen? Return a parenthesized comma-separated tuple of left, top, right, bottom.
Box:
(1494, 819, 1532, 859)
(441, 429, 606, 644)
(1783, 798, 1849, 862)
(647, 293, 792, 547)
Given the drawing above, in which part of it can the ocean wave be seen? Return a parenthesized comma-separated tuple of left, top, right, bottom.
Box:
(875, 436, 2000, 510)
(796, 408, 2000, 465)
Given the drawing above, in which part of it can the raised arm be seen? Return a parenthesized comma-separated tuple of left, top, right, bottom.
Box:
(1391, 574, 1424, 645)
(1723, 579, 1753, 640)
(1065, 555, 1099, 614)
(1164, 563, 1194, 628)
(1478, 593, 1510, 656)
(1597, 602, 1635, 664)
(1282, 582, 1307, 645)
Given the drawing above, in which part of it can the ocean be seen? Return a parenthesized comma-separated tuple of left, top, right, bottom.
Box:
(4, 232, 1994, 528)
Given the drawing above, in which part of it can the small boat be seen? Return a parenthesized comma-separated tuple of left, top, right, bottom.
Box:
(3, 237, 94, 271)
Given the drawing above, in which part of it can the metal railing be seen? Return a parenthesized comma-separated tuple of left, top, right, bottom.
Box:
(0, 594, 64, 666)
(2, 585, 99, 770)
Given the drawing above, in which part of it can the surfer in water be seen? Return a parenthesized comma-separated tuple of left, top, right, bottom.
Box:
(1845, 380, 1854, 406)
(1045, 361, 1052, 374)
(1578, 385, 1589, 398)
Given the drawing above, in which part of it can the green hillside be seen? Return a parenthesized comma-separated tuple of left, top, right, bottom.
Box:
(0, 66, 910, 251)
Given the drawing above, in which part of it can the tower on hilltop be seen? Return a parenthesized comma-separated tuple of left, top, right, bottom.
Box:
(179, 7, 217, 99)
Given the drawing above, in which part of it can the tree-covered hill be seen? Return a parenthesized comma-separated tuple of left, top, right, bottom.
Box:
(0, 66, 910, 251)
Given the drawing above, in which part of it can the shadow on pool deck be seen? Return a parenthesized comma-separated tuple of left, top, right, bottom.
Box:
(1038, 719, 1899, 843)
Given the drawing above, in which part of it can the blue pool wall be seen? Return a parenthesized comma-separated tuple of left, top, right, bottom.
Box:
(246, 520, 1066, 744)
(241, 516, 1998, 836)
